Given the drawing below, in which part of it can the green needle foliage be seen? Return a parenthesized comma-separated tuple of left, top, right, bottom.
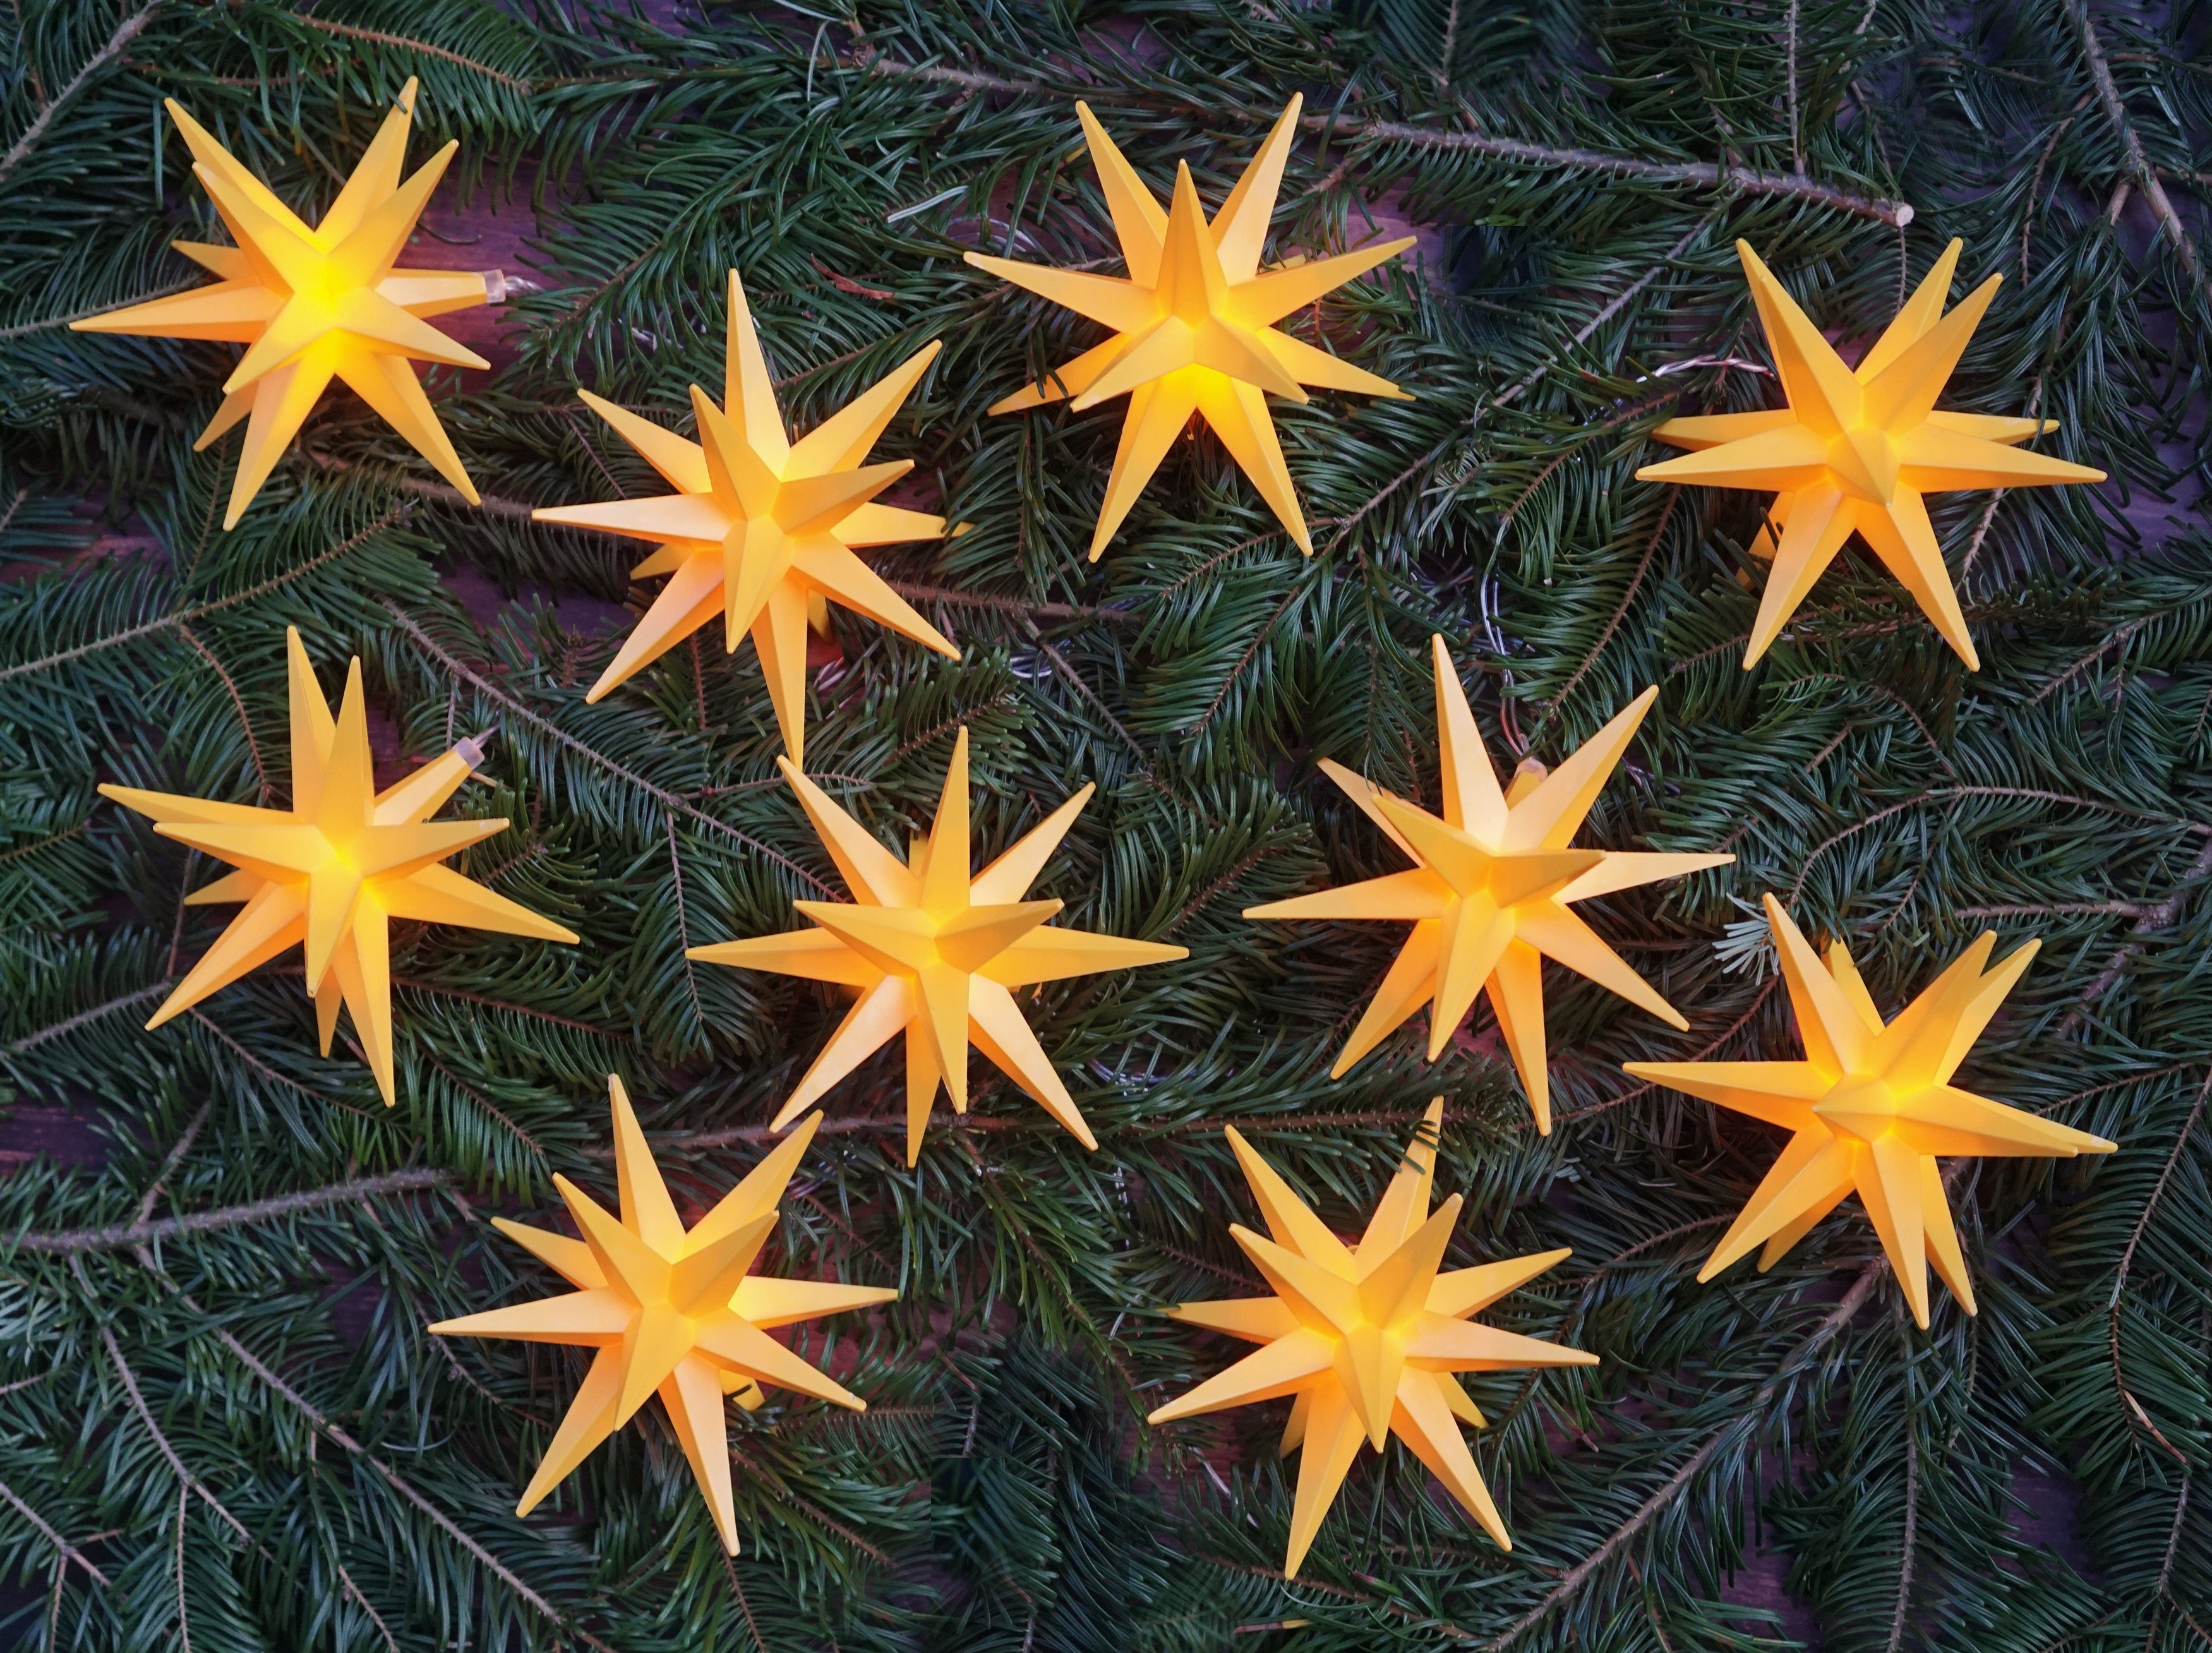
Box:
(2, 0, 2207, 1648)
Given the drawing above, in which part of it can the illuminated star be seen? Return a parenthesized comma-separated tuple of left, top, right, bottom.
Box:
(1625, 894, 2115, 1326)
(1638, 239, 2105, 670)
(431, 1075, 895, 1554)
(1246, 635, 1731, 1131)
(1148, 1099, 1595, 1578)
(72, 78, 493, 527)
(99, 627, 577, 1103)
(967, 95, 1415, 557)
(688, 729, 1187, 1163)
(534, 271, 959, 766)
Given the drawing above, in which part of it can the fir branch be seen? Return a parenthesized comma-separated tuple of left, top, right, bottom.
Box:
(16, 1170, 454, 1253)
(0, 0, 165, 190)
(1489, 1259, 1887, 1649)
(379, 600, 833, 895)
(0, 1471, 110, 1587)
(857, 54, 1915, 225)
(2067, 0, 2212, 308)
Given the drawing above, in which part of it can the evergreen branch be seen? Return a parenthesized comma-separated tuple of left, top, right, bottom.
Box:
(380, 601, 833, 895)
(3, 981, 171, 1059)
(15, 1170, 453, 1253)
(285, 14, 532, 93)
(2061, 836, 2212, 1035)
(0, 283, 196, 341)
(0, 1472, 109, 1587)
(2067, 0, 2212, 308)
(1488, 1257, 1886, 1649)
(0, 0, 165, 191)
(177, 624, 270, 801)
(197, 1316, 619, 1653)
(857, 54, 1914, 225)
(0, 508, 407, 685)
(1528, 486, 1677, 742)
(95, 1322, 261, 1550)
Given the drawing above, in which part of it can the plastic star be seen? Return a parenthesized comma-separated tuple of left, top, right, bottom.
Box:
(1246, 636, 1731, 1133)
(1637, 239, 2104, 670)
(1625, 894, 2115, 1327)
(431, 1076, 894, 1554)
(534, 271, 958, 764)
(966, 95, 1415, 558)
(98, 628, 577, 1104)
(689, 729, 1187, 1163)
(1148, 1100, 1594, 1578)
(72, 79, 492, 528)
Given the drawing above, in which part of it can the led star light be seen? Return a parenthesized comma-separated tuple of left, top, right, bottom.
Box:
(99, 628, 577, 1104)
(1247, 637, 1731, 1132)
(1638, 239, 2104, 670)
(1625, 894, 2115, 1327)
(71, 79, 493, 528)
(967, 95, 1415, 558)
(1149, 1100, 1594, 1578)
(688, 729, 1187, 1163)
(534, 272, 958, 765)
(431, 1076, 894, 1554)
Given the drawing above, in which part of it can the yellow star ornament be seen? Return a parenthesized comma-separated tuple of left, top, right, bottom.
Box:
(966, 96, 1415, 558)
(1148, 1100, 1594, 1578)
(1637, 239, 2104, 670)
(533, 272, 958, 766)
(1625, 895, 2115, 1328)
(1247, 637, 1731, 1133)
(430, 1076, 895, 1554)
(98, 628, 577, 1103)
(71, 79, 493, 528)
(688, 729, 1187, 1164)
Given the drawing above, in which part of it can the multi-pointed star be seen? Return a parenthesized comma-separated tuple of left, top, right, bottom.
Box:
(72, 78, 492, 528)
(99, 628, 576, 1103)
(967, 95, 1415, 557)
(534, 271, 958, 765)
(1638, 238, 2104, 670)
(1625, 894, 2114, 1327)
(431, 1076, 894, 1554)
(688, 729, 1186, 1163)
(1247, 636, 1731, 1132)
(1149, 1099, 1594, 1578)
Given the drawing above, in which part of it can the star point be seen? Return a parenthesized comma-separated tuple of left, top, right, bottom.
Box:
(431, 1076, 896, 1553)
(1247, 636, 1732, 1131)
(1638, 239, 2104, 671)
(534, 271, 959, 764)
(689, 729, 1186, 1163)
(968, 96, 1416, 559)
(99, 627, 577, 1103)
(1149, 1099, 1594, 1578)
(1625, 893, 2114, 1327)
(71, 79, 493, 529)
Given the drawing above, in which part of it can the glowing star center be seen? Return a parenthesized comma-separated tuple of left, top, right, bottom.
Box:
(1813, 1073, 1907, 1143)
(793, 898, 1062, 977)
(1829, 428, 1900, 503)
